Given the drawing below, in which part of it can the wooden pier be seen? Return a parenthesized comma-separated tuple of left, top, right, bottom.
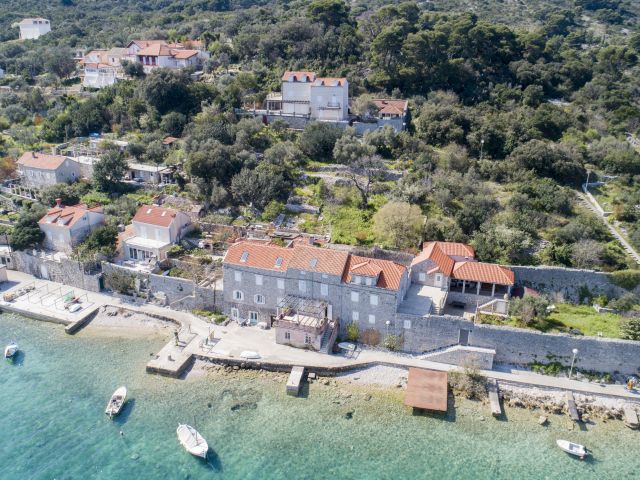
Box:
(405, 368, 448, 413)
(487, 379, 502, 417)
(623, 404, 639, 429)
(566, 391, 581, 422)
(286, 366, 305, 396)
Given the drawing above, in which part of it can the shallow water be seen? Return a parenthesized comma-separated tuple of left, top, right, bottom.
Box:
(0, 313, 637, 479)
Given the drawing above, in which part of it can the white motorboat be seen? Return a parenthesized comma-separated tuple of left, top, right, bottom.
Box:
(556, 439, 589, 459)
(177, 424, 209, 459)
(105, 387, 127, 419)
(4, 341, 18, 359)
(239, 350, 260, 359)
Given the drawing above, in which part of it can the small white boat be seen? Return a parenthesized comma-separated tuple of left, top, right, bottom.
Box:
(177, 424, 208, 459)
(556, 439, 589, 459)
(239, 350, 260, 359)
(105, 387, 127, 418)
(4, 341, 18, 359)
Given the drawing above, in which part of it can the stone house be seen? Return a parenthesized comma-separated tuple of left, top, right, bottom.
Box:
(222, 240, 409, 352)
(17, 152, 81, 187)
(17, 18, 51, 40)
(38, 200, 105, 252)
(122, 205, 192, 262)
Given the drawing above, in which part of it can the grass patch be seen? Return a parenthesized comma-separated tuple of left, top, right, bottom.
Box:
(324, 205, 374, 245)
(546, 304, 623, 338)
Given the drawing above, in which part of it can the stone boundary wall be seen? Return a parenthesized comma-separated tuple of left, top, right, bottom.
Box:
(506, 265, 632, 302)
(399, 313, 640, 374)
(101, 262, 222, 312)
(11, 250, 101, 292)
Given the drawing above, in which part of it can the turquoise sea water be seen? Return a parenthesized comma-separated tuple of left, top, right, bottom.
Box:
(1, 313, 638, 480)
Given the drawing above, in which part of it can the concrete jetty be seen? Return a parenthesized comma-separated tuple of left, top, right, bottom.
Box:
(286, 366, 305, 396)
(624, 404, 639, 429)
(566, 391, 581, 422)
(487, 379, 502, 417)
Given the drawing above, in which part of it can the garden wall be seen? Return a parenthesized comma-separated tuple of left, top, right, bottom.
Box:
(12, 250, 101, 292)
(398, 313, 640, 374)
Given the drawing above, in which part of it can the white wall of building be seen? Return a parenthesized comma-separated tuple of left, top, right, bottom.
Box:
(19, 19, 51, 40)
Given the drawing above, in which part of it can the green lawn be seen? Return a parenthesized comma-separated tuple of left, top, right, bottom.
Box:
(546, 304, 623, 338)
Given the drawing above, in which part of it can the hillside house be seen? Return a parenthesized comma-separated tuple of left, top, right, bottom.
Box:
(265, 71, 349, 122)
(122, 205, 192, 262)
(17, 152, 81, 187)
(126, 40, 208, 73)
(38, 200, 105, 252)
(17, 18, 51, 40)
(81, 48, 128, 89)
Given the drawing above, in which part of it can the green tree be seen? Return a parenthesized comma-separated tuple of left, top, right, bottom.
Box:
(373, 202, 424, 249)
(307, 0, 351, 28)
(10, 204, 46, 250)
(93, 149, 128, 192)
(298, 122, 343, 162)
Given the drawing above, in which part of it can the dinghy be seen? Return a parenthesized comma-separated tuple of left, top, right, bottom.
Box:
(239, 350, 260, 359)
(105, 386, 127, 419)
(4, 341, 18, 359)
(177, 424, 208, 459)
(556, 439, 589, 459)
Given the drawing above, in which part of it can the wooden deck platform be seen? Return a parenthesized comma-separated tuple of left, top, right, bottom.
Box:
(404, 368, 448, 412)
(286, 366, 305, 396)
(487, 379, 502, 417)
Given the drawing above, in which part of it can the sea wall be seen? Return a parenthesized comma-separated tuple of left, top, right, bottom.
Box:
(101, 262, 222, 311)
(398, 313, 640, 374)
(506, 265, 632, 302)
(11, 250, 101, 292)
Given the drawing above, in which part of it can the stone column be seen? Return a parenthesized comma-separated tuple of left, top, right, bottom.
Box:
(491, 283, 496, 297)
(462, 280, 466, 293)
(476, 282, 481, 295)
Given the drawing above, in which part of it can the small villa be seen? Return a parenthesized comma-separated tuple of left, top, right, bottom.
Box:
(17, 18, 51, 40)
(17, 152, 81, 187)
(126, 40, 208, 73)
(38, 200, 105, 252)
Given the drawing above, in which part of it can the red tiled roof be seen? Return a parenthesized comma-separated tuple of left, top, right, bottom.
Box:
(349, 260, 383, 277)
(224, 241, 293, 272)
(162, 136, 178, 145)
(412, 242, 455, 276)
(38, 204, 103, 229)
(372, 99, 408, 115)
(282, 71, 316, 82)
(288, 245, 349, 276)
(17, 152, 69, 170)
(132, 205, 181, 228)
(452, 262, 515, 286)
(314, 77, 347, 86)
(172, 49, 198, 59)
(423, 241, 475, 258)
(343, 255, 406, 290)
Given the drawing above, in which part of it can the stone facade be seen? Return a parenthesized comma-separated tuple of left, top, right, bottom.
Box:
(12, 251, 101, 292)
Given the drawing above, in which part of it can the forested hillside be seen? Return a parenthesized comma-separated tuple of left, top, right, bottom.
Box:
(0, 0, 639, 275)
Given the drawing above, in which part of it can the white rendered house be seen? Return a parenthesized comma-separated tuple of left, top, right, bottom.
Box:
(81, 48, 128, 89)
(17, 18, 51, 40)
(126, 40, 208, 73)
(122, 205, 192, 262)
(276, 71, 349, 121)
(38, 201, 105, 252)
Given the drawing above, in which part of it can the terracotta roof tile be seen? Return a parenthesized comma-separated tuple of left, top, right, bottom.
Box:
(17, 152, 69, 170)
(38, 204, 103, 229)
(343, 255, 406, 290)
(282, 71, 316, 82)
(452, 262, 515, 285)
(314, 77, 347, 86)
(412, 242, 456, 276)
(224, 241, 293, 272)
(172, 49, 199, 59)
(288, 246, 349, 276)
(132, 205, 181, 228)
(372, 99, 408, 115)
(423, 241, 475, 258)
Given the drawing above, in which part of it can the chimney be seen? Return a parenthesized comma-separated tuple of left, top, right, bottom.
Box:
(55, 198, 62, 208)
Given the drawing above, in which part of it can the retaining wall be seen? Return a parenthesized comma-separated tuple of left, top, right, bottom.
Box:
(12, 251, 101, 292)
(399, 313, 640, 374)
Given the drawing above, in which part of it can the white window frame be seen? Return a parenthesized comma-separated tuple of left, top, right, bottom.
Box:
(299, 280, 307, 293)
(351, 291, 359, 303)
(230, 308, 239, 319)
(304, 334, 312, 345)
(233, 290, 244, 301)
(284, 331, 291, 340)
(368, 314, 376, 324)
(277, 278, 285, 290)
(370, 294, 379, 306)
(419, 272, 426, 282)
(249, 311, 259, 323)
(320, 283, 328, 296)
(234, 271, 242, 282)
(254, 294, 265, 305)
(255, 274, 263, 286)
(365, 277, 373, 286)
(352, 311, 359, 321)
(404, 319, 411, 329)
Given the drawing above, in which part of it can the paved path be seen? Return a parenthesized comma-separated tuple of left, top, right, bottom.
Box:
(577, 192, 640, 265)
(3, 270, 640, 403)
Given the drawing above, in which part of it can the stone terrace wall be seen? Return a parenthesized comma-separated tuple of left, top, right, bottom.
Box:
(12, 251, 101, 292)
(506, 265, 631, 302)
(399, 313, 640, 374)
(101, 263, 222, 312)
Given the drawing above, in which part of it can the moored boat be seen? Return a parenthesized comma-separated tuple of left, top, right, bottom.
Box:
(556, 439, 589, 459)
(105, 386, 127, 419)
(177, 424, 209, 459)
(4, 341, 18, 359)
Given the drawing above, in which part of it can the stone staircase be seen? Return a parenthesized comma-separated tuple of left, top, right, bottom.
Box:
(319, 321, 338, 354)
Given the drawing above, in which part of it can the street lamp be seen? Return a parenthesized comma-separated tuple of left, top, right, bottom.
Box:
(385, 320, 391, 338)
(569, 348, 579, 379)
(479, 138, 485, 162)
